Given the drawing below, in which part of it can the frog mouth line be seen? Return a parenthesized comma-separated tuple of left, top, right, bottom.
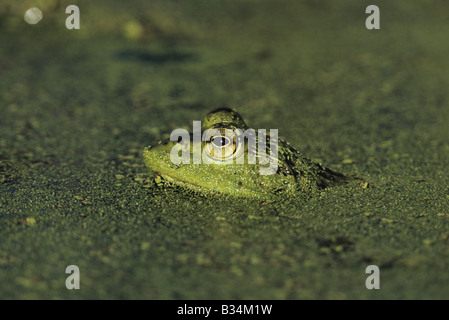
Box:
(154, 171, 220, 195)
(153, 170, 263, 198)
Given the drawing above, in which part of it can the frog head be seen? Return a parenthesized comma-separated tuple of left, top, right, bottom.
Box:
(143, 108, 297, 199)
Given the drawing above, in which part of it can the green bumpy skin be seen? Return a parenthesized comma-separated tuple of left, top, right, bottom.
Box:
(143, 108, 348, 200)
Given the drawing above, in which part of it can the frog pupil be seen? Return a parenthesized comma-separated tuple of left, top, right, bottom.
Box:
(212, 136, 229, 148)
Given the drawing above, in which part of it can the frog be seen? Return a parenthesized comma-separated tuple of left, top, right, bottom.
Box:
(143, 108, 348, 200)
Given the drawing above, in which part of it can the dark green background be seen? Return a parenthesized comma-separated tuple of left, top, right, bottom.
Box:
(1, 0, 448, 299)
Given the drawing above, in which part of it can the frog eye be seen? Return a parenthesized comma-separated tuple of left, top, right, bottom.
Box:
(203, 126, 243, 162)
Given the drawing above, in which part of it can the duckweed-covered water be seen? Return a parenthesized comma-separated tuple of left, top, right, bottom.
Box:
(1, 0, 449, 299)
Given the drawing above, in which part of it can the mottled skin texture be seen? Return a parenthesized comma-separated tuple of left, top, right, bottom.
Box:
(143, 108, 347, 200)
